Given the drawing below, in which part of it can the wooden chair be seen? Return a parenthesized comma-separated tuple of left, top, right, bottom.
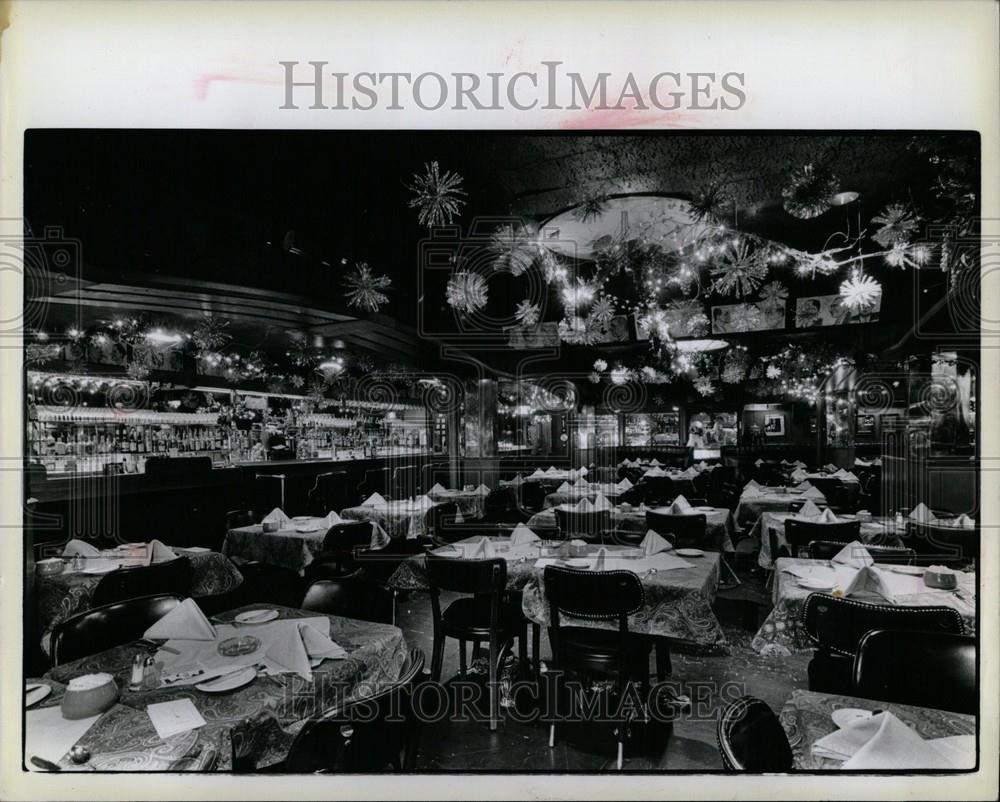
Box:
(717, 696, 793, 771)
(301, 571, 395, 624)
(807, 540, 915, 564)
(91, 556, 193, 608)
(553, 508, 611, 542)
(644, 511, 708, 550)
(784, 519, 860, 558)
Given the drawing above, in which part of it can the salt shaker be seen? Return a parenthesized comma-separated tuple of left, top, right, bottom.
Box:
(142, 656, 157, 689)
(128, 654, 145, 691)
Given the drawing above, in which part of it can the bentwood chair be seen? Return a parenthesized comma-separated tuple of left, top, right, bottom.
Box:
(637, 477, 675, 506)
(232, 649, 427, 772)
(306, 471, 348, 516)
(717, 696, 794, 772)
(852, 629, 977, 715)
(905, 521, 978, 568)
(301, 571, 395, 624)
(543, 566, 651, 769)
(91, 556, 193, 608)
(553, 508, 611, 542)
(644, 511, 708, 550)
(783, 519, 860, 559)
(807, 540, 915, 565)
(225, 509, 258, 531)
(801, 593, 965, 695)
(425, 554, 527, 730)
(426, 502, 463, 543)
(50, 594, 184, 666)
(304, 521, 377, 581)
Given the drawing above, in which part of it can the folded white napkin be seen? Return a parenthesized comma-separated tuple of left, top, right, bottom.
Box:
(530, 469, 546, 478)
(262, 507, 291, 525)
(475, 484, 490, 496)
(670, 495, 693, 514)
(953, 513, 975, 529)
(556, 482, 572, 493)
(823, 463, 839, 473)
(323, 510, 343, 526)
(591, 493, 612, 511)
(815, 712, 974, 769)
(796, 499, 822, 517)
(755, 458, 764, 467)
(428, 482, 447, 494)
(697, 461, 709, 470)
(791, 468, 808, 482)
(796, 482, 825, 499)
(575, 497, 595, 512)
(510, 474, 524, 485)
(742, 486, 764, 499)
(593, 547, 607, 571)
(639, 529, 672, 556)
(572, 477, 589, 488)
(63, 539, 100, 558)
(616, 478, 633, 490)
(265, 621, 346, 681)
(361, 492, 388, 508)
(649, 459, 662, 467)
(909, 503, 937, 523)
(745, 479, 762, 490)
(413, 494, 434, 510)
(148, 539, 177, 564)
(510, 524, 540, 545)
(472, 538, 497, 559)
(577, 466, 588, 477)
(794, 460, 807, 468)
(144, 598, 217, 641)
(817, 508, 841, 524)
(679, 468, 698, 479)
(644, 467, 667, 478)
(832, 540, 874, 568)
(545, 467, 559, 475)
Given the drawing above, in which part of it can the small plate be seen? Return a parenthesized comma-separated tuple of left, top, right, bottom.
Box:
(675, 548, 704, 557)
(234, 609, 279, 625)
(196, 666, 257, 693)
(291, 516, 311, 522)
(797, 577, 836, 591)
(832, 708, 876, 729)
(557, 558, 591, 568)
(884, 565, 925, 575)
(294, 525, 322, 533)
(25, 684, 50, 707)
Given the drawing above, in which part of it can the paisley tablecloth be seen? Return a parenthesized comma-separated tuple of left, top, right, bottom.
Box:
(341, 501, 442, 540)
(222, 519, 390, 573)
(37, 549, 244, 642)
(36, 604, 408, 771)
(779, 689, 977, 770)
(752, 512, 898, 569)
(751, 558, 978, 656)
(426, 489, 487, 521)
(526, 505, 736, 553)
(388, 536, 727, 648)
(734, 489, 828, 528)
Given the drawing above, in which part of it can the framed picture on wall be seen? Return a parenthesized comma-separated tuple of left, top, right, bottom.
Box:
(763, 413, 785, 437)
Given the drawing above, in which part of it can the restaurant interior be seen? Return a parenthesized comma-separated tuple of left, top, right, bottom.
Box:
(21, 131, 980, 773)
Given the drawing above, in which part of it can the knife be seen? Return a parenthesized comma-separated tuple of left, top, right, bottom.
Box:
(30, 755, 61, 772)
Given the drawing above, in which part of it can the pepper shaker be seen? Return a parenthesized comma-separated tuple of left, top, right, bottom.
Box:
(142, 655, 157, 689)
(128, 654, 145, 691)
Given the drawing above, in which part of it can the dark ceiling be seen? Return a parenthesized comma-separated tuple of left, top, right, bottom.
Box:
(24, 130, 975, 374)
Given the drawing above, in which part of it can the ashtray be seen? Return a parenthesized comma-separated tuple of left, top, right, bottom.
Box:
(217, 635, 261, 657)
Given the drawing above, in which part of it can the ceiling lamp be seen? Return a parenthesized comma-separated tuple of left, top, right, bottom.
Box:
(830, 191, 860, 206)
(673, 339, 729, 353)
(319, 356, 346, 374)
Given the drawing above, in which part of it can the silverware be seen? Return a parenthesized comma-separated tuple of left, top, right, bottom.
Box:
(30, 755, 61, 772)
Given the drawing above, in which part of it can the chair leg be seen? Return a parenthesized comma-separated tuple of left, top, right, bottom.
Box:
(532, 623, 541, 681)
(431, 632, 445, 682)
(519, 623, 528, 674)
(458, 639, 467, 678)
(488, 636, 498, 731)
(548, 723, 555, 748)
(617, 739, 624, 770)
(654, 640, 671, 680)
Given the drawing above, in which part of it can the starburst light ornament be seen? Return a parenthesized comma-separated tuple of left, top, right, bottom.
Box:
(407, 161, 467, 228)
(343, 263, 392, 312)
(711, 241, 768, 297)
(839, 268, 882, 312)
(446, 271, 489, 314)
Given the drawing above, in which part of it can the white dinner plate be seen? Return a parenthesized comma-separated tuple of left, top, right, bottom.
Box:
(675, 548, 704, 557)
(295, 525, 322, 533)
(883, 565, 925, 575)
(196, 666, 257, 693)
(557, 558, 591, 568)
(25, 683, 50, 707)
(234, 609, 279, 625)
(832, 708, 876, 729)
(291, 516, 311, 522)
(797, 577, 836, 591)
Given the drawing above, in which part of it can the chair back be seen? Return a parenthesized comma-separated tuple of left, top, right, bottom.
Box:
(236, 562, 302, 608)
(51, 594, 183, 666)
(852, 629, 976, 715)
(785, 518, 860, 552)
(802, 592, 965, 658)
(301, 571, 394, 624)
(807, 540, 915, 564)
(638, 476, 675, 505)
(482, 488, 512, 521)
(91, 556, 193, 608)
(391, 466, 420, 500)
(358, 468, 390, 502)
(644, 511, 708, 549)
(518, 481, 548, 513)
(905, 521, 978, 567)
(307, 472, 347, 515)
(717, 696, 793, 771)
(427, 502, 462, 541)
(425, 553, 507, 595)
(283, 648, 426, 772)
(225, 509, 258, 531)
(553, 508, 611, 542)
(322, 521, 375, 554)
(543, 566, 643, 623)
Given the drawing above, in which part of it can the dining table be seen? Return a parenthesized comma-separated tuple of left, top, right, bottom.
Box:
(426, 487, 488, 521)
(542, 483, 626, 509)
(526, 503, 737, 553)
(340, 499, 446, 540)
(36, 547, 244, 653)
(751, 512, 899, 569)
(388, 535, 727, 648)
(222, 517, 390, 574)
(751, 557, 977, 656)
(734, 486, 828, 528)
(27, 603, 409, 771)
(779, 689, 977, 770)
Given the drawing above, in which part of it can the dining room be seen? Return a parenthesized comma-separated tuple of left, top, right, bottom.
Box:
(19, 129, 982, 776)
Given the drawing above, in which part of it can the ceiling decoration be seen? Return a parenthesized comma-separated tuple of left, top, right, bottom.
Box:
(406, 161, 467, 229)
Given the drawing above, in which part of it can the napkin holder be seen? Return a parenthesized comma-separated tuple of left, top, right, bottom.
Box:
(36, 557, 65, 577)
(262, 520, 280, 533)
(61, 673, 118, 720)
(923, 567, 957, 590)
